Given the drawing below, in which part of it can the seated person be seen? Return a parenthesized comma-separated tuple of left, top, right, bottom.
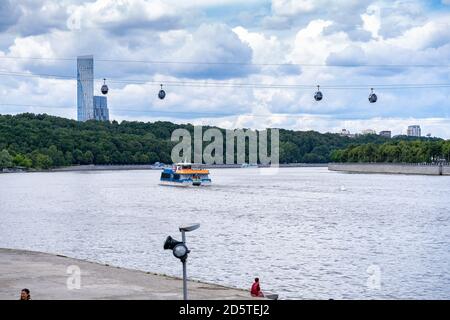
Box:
(250, 278, 264, 297)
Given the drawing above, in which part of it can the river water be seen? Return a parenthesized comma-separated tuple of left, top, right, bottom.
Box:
(0, 167, 449, 299)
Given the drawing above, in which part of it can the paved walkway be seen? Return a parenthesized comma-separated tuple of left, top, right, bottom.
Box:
(0, 248, 258, 300)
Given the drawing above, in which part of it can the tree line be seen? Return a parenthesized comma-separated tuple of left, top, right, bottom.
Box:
(0, 113, 446, 170)
(330, 140, 450, 163)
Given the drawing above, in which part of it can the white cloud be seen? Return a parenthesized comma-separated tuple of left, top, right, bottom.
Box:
(384, 20, 450, 50)
(170, 23, 254, 79)
(271, 0, 316, 16)
(289, 20, 346, 65)
(67, 0, 183, 33)
(361, 4, 381, 39)
(232, 26, 285, 64)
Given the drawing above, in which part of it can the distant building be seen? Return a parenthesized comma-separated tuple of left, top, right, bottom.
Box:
(407, 125, 421, 137)
(340, 129, 353, 137)
(379, 131, 392, 138)
(77, 55, 94, 121)
(94, 96, 109, 121)
(77, 55, 109, 122)
(362, 129, 376, 135)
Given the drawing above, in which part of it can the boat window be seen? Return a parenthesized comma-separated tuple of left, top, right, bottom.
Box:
(161, 172, 171, 179)
(173, 174, 180, 180)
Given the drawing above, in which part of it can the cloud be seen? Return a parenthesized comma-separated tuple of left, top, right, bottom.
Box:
(1, 0, 450, 138)
(2, 21, 255, 80)
(265, 0, 374, 41)
(289, 20, 349, 65)
(66, 0, 186, 35)
(390, 20, 450, 50)
(375, 1, 426, 39)
(0, 1, 22, 32)
(326, 45, 367, 66)
(169, 24, 255, 79)
(232, 26, 301, 75)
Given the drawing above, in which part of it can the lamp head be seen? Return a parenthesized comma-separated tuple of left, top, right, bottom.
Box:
(179, 223, 200, 232)
(164, 236, 189, 260)
(164, 235, 182, 250)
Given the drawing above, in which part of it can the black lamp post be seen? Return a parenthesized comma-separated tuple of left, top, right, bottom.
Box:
(164, 223, 200, 300)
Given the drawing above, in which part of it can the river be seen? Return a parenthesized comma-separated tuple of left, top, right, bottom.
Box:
(0, 167, 449, 299)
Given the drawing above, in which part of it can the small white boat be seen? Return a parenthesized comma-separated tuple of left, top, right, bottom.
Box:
(241, 163, 258, 168)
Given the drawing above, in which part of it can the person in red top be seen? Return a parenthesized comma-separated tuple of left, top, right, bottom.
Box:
(250, 278, 264, 297)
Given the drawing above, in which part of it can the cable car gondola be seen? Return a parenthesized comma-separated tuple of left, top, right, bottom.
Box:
(314, 85, 323, 101)
(101, 78, 108, 95)
(158, 84, 166, 100)
(368, 88, 377, 103)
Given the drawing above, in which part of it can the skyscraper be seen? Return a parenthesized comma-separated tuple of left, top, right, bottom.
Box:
(407, 125, 421, 137)
(77, 55, 94, 121)
(94, 96, 109, 121)
(77, 55, 109, 121)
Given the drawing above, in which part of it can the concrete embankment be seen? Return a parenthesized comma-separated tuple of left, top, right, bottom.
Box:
(328, 163, 450, 175)
(0, 248, 257, 300)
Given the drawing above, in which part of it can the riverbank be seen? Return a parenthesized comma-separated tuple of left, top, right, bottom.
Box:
(328, 163, 450, 175)
(0, 248, 259, 300)
(1, 163, 327, 173)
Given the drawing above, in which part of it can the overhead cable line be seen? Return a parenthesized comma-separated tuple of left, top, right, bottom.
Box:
(1, 55, 450, 68)
(0, 70, 449, 90)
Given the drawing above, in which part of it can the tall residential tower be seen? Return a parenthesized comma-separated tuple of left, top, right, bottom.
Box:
(77, 55, 109, 121)
(77, 55, 94, 121)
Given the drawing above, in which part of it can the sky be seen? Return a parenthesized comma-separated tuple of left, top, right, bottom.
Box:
(0, 0, 450, 137)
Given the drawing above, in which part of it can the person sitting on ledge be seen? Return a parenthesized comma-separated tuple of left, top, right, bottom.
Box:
(20, 288, 31, 300)
(250, 278, 264, 297)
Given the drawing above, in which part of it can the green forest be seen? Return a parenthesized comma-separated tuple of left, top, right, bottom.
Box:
(330, 140, 450, 163)
(0, 113, 448, 169)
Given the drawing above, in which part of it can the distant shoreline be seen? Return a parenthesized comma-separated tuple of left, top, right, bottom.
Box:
(328, 163, 450, 176)
(1, 163, 327, 174)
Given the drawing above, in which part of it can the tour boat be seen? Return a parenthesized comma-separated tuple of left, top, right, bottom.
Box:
(160, 162, 212, 187)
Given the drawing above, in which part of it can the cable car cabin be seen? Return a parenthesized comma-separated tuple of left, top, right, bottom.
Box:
(158, 84, 166, 99)
(101, 78, 108, 95)
(314, 85, 323, 101)
(368, 88, 377, 103)
(160, 163, 211, 187)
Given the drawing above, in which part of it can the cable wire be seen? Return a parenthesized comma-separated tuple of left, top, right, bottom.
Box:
(1, 55, 450, 68)
(1, 70, 450, 90)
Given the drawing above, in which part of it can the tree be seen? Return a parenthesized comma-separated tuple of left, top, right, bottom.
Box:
(82, 151, 94, 165)
(34, 153, 53, 169)
(443, 141, 450, 162)
(280, 141, 300, 163)
(47, 145, 66, 166)
(73, 149, 83, 164)
(12, 154, 32, 168)
(65, 151, 73, 164)
(0, 149, 13, 168)
(147, 152, 159, 164)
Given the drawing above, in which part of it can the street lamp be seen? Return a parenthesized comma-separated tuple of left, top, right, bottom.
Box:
(164, 223, 200, 300)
